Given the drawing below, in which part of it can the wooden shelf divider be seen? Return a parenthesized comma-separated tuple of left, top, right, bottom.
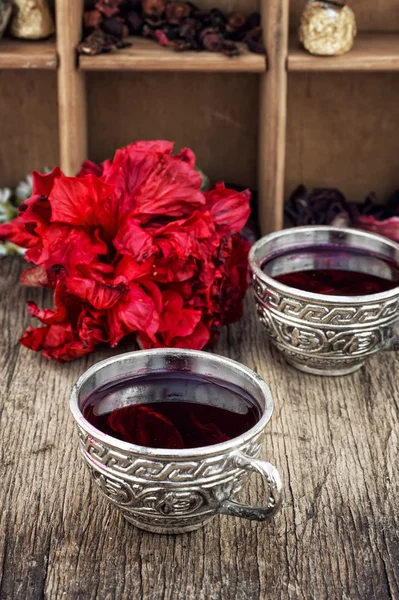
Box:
(79, 37, 266, 73)
(289, 32, 399, 72)
(0, 39, 57, 70)
(258, 0, 289, 234)
(56, 0, 87, 176)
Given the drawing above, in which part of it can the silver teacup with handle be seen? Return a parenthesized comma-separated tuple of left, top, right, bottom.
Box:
(249, 226, 399, 376)
(70, 349, 282, 534)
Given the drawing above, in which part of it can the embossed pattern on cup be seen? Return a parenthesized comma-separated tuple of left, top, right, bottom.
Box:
(249, 227, 399, 376)
(70, 349, 283, 534)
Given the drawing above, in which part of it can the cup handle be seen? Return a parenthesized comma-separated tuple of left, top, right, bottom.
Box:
(219, 452, 283, 522)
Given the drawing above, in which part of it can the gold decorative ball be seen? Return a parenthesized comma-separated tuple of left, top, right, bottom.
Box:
(299, 1, 357, 56)
(10, 0, 55, 40)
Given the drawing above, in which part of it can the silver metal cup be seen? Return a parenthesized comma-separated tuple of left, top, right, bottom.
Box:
(70, 349, 282, 534)
(249, 226, 399, 376)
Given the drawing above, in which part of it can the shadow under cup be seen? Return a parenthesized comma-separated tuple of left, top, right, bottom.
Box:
(70, 349, 283, 534)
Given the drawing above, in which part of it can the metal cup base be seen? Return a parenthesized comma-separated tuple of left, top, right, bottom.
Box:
(284, 355, 364, 376)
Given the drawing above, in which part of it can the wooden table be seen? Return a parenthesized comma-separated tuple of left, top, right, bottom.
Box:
(1, 257, 398, 600)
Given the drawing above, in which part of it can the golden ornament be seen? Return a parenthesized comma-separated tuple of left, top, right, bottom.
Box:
(10, 0, 55, 40)
(299, 1, 356, 56)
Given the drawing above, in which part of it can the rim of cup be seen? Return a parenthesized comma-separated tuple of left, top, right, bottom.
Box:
(70, 348, 274, 459)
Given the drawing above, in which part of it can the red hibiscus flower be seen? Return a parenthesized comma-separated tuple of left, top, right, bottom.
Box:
(0, 140, 251, 361)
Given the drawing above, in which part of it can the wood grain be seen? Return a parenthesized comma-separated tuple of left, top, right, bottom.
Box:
(86, 71, 259, 190)
(56, 0, 87, 176)
(80, 37, 266, 73)
(289, 33, 399, 72)
(258, 0, 289, 234)
(285, 71, 399, 203)
(0, 71, 59, 188)
(289, 0, 399, 33)
(0, 39, 57, 70)
(1, 256, 398, 599)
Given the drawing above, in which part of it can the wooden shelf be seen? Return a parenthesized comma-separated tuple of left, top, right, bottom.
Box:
(0, 38, 57, 70)
(288, 33, 399, 72)
(79, 36, 266, 73)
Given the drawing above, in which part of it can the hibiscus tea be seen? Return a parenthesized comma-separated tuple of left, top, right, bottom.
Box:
(262, 245, 399, 296)
(83, 372, 261, 450)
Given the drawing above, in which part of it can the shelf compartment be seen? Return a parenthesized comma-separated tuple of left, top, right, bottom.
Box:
(0, 39, 57, 70)
(79, 37, 266, 73)
(288, 33, 399, 72)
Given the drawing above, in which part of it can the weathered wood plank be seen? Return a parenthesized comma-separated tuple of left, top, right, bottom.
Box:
(0, 256, 398, 600)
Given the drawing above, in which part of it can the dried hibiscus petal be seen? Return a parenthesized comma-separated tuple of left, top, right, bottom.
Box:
(83, 9, 102, 30)
(201, 31, 223, 53)
(221, 40, 240, 57)
(155, 29, 171, 46)
(95, 0, 124, 18)
(165, 1, 191, 25)
(244, 27, 265, 54)
(142, 0, 166, 25)
(101, 16, 129, 39)
(226, 12, 246, 40)
(209, 8, 226, 29)
(126, 10, 143, 34)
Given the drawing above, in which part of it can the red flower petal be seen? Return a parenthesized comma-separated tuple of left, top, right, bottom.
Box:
(104, 140, 205, 220)
(205, 183, 251, 234)
(27, 224, 107, 275)
(20, 194, 52, 237)
(78, 308, 108, 345)
(114, 255, 155, 283)
(113, 218, 157, 260)
(357, 216, 399, 243)
(27, 300, 68, 325)
(169, 320, 210, 349)
(66, 277, 127, 310)
(157, 291, 202, 342)
(76, 160, 103, 178)
(20, 266, 49, 287)
(49, 174, 115, 231)
(108, 284, 159, 346)
(32, 167, 62, 197)
(0, 218, 39, 248)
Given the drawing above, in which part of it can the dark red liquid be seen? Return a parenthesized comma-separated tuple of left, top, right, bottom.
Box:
(274, 269, 397, 295)
(83, 373, 260, 450)
(263, 245, 399, 296)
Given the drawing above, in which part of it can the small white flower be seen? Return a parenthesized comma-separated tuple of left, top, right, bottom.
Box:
(15, 174, 33, 205)
(0, 187, 12, 204)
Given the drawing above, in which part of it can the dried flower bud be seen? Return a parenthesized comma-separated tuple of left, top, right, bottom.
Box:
(165, 1, 191, 25)
(226, 12, 246, 32)
(126, 10, 143, 34)
(221, 40, 240, 57)
(178, 18, 197, 40)
(244, 27, 265, 54)
(101, 17, 126, 39)
(245, 12, 261, 31)
(201, 31, 223, 53)
(159, 22, 178, 40)
(77, 30, 112, 55)
(142, 0, 166, 19)
(142, 23, 156, 38)
(174, 39, 193, 51)
(209, 8, 226, 29)
(95, 0, 124, 18)
(124, 0, 142, 10)
(83, 10, 102, 30)
(155, 29, 171, 46)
